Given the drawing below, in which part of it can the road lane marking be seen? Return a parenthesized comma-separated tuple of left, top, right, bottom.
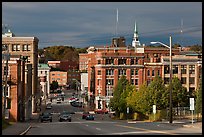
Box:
(116, 124, 178, 135)
(96, 128, 101, 130)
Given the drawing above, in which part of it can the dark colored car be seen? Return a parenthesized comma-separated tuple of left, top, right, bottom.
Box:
(59, 111, 72, 122)
(70, 101, 82, 107)
(82, 112, 90, 119)
(86, 114, 94, 120)
(40, 113, 52, 122)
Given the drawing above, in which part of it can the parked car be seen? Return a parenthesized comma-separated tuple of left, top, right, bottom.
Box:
(59, 111, 72, 122)
(94, 109, 108, 114)
(69, 97, 79, 103)
(40, 113, 52, 122)
(82, 112, 90, 119)
(70, 101, 82, 107)
(56, 98, 62, 103)
(86, 114, 94, 120)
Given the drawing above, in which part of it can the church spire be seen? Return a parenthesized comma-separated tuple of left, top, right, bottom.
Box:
(132, 21, 141, 47)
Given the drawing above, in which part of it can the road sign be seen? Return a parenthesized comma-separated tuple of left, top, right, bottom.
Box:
(153, 105, 156, 114)
(190, 98, 194, 110)
(127, 107, 129, 114)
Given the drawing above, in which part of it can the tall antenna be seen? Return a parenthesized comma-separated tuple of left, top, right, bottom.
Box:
(115, 8, 118, 37)
(180, 19, 183, 46)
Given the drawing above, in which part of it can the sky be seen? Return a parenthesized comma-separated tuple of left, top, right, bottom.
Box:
(2, 2, 202, 49)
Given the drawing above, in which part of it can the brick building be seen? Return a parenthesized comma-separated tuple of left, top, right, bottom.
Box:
(2, 30, 39, 114)
(79, 22, 202, 111)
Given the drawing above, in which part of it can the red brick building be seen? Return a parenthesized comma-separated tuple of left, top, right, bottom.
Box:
(79, 22, 202, 111)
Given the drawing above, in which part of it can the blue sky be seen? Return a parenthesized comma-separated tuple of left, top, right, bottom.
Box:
(2, 2, 202, 49)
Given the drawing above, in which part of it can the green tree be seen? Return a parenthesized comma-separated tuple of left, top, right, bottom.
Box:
(119, 83, 134, 113)
(147, 75, 167, 111)
(195, 76, 202, 115)
(171, 77, 189, 107)
(109, 75, 129, 116)
(50, 80, 59, 90)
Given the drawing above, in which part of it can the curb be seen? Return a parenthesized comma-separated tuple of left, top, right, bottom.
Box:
(19, 125, 32, 135)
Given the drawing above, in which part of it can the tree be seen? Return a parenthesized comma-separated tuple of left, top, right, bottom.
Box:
(195, 76, 202, 115)
(50, 80, 59, 91)
(171, 77, 189, 107)
(147, 75, 167, 111)
(109, 75, 129, 116)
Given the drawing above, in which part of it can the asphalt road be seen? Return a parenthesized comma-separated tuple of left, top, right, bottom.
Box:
(25, 89, 202, 135)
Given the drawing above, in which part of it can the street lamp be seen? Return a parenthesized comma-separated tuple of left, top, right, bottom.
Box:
(150, 36, 173, 123)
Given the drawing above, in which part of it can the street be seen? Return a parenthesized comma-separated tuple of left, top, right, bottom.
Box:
(24, 89, 202, 135)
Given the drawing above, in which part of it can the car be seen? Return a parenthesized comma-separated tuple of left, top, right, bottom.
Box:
(82, 112, 90, 119)
(94, 109, 108, 114)
(59, 111, 72, 122)
(40, 112, 52, 122)
(86, 114, 94, 120)
(46, 103, 52, 109)
(56, 98, 62, 103)
(69, 98, 78, 103)
(70, 101, 82, 107)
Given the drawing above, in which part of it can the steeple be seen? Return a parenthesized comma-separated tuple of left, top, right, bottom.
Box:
(132, 21, 141, 47)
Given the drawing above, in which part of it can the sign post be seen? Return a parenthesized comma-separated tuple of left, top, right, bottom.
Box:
(190, 98, 194, 124)
(127, 107, 129, 120)
(153, 105, 156, 121)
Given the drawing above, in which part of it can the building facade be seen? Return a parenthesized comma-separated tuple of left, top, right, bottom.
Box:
(79, 22, 202, 111)
(38, 64, 51, 99)
(2, 30, 39, 113)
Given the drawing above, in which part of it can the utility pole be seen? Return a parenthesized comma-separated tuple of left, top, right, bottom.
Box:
(2, 45, 10, 119)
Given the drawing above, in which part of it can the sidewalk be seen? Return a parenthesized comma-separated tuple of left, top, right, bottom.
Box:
(2, 99, 47, 135)
(2, 113, 40, 135)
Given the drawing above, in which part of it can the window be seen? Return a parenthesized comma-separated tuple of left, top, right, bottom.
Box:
(131, 69, 134, 75)
(173, 65, 178, 74)
(152, 70, 154, 76)
(135, 79, 138, 85)
(157, 70, 160, 76)
(106, 69, 114, 75)
(164, 65, 170, 74)
(98, 60, 101, 64)
(17, 45, 20, 51)
(189, 77, 195, 84)
(41, 71, 43, 74)
(119, 69, 126, 75)
(52, 74, 55, 76)
(98, 70, 101, 75)
(27, 45, 31, 51)
(131, 79, 134, 85)
(106, 79, 114, 85)
(12, 44, 17, 51)
(118, 59, 126, 65)
(135, 58, 138, 64)
(57, 74, 60, 76)
(135, 70, 138, 75)
(131, 59, 134, 65)
(52, 78, 55, 80)
(23, 45, 27, 51)
(181, 65, 186, 74)
(105, 59, 114, 65)
(147, 70, 150, 76)
(189, 65, 195, 74)
(181, 77, 186, 84)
